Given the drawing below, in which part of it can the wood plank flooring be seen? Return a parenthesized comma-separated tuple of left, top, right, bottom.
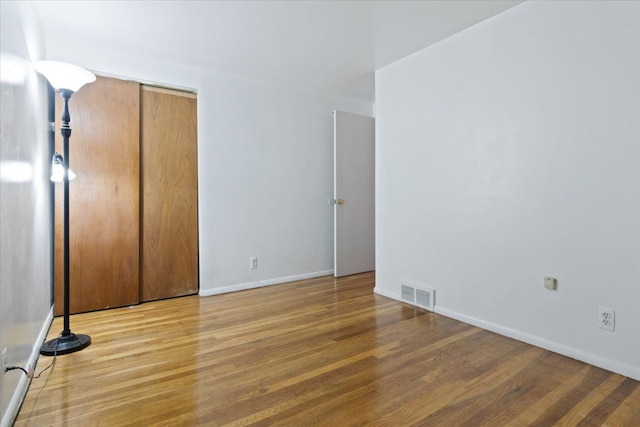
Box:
(16, 273, 640, 426)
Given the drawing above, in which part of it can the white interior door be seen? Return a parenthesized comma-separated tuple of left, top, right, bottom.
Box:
(333, 110, 375, 277)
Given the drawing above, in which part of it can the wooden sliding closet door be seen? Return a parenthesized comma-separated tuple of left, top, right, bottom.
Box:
(140, 86, 198, 302)
(54, 76, 140, 315)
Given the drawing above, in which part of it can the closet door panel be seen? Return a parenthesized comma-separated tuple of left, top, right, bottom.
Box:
(54, 76, 140, 315)
(141, 86, 198, 301)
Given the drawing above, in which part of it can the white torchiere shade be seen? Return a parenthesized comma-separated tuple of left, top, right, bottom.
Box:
(33, 60, 96, 92)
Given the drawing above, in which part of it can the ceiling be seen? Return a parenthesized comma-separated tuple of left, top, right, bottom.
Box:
(35, 1, 522, 103)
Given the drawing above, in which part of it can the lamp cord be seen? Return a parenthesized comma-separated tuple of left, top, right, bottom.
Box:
(5, 366, 29, 376)
(32, 333, 61, 379)
(4, 333, 61, 379)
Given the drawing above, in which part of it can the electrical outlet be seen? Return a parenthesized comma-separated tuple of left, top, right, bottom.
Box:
(598, 306, 615, 331)
(2, 347, 7, 376)
(250, 257, 258, 269)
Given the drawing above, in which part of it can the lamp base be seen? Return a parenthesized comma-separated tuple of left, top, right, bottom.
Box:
(40, 333, 91, 356)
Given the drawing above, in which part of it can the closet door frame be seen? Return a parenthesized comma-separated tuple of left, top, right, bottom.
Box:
(54, 76, 199, 314)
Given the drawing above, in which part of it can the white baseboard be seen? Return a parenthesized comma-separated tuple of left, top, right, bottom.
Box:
(434, 306, 640, 381)
(373, 286, 400, 301)
(373, 288, 640, 381)
(1, 308, 54, 427)
(199, 270, 334, 297)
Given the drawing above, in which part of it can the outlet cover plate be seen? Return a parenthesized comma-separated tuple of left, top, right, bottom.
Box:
(598, 306, 615, 331)
(1, 347, 7, 376)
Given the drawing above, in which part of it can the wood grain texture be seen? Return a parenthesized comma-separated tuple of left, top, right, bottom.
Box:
(54, 76, 140, 315)
(140, 85, 198, 302)
(18, 273, 639, 426)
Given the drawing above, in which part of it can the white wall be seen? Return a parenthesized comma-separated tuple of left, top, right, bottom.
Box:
(375, 0, 640, 380)
(39, 27, 373, 297)
(0, 1, 52, 424)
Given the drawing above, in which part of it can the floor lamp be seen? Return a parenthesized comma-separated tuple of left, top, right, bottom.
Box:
(35, 61, 96, 356)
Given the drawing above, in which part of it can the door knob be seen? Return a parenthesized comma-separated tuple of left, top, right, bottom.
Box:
(336, 199, 345, 205)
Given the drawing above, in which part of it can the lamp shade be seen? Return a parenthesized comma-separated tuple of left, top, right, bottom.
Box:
(34, 60, 95, 92)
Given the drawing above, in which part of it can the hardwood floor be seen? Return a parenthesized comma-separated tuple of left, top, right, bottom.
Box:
(16, 273, 639, 426)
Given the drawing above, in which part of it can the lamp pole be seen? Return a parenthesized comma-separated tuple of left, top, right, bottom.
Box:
(60, 89, 75, 340)
(36, 61, 95, 356)
(40, 88, 91, 355)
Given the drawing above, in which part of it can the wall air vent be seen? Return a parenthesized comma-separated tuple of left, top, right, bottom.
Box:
(401, 284, 415, 303)
(400, 281, 435, 312)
